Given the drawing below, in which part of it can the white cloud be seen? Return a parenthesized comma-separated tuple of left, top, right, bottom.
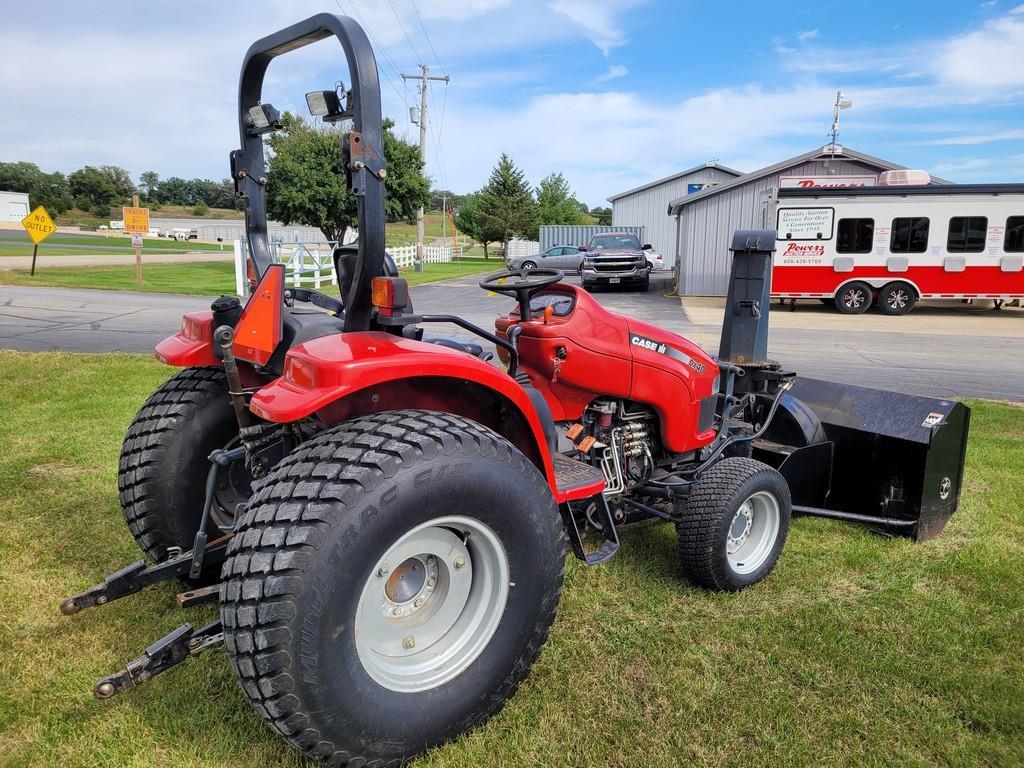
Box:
(797, 29, 819, 42)
(1012, 3, 1024, 13)
(597, 65, 629, 81)
(926, 129, 1024, 145)
(935, 15, 1024, 88)
(549, 0, 642, 56)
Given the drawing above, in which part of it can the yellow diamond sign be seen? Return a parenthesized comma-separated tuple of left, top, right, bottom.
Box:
(21, 206, 57, 245)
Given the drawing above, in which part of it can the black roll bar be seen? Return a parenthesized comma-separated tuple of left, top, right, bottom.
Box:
(230, 13, 386, 331)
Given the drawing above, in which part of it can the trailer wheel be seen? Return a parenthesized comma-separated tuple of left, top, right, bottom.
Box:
(676, 457, 791, 591)
(835, 281, 873, 314)
(220, 410, 565, 765)
(119, 367, 250, 566)
(878, 282, 917, 315)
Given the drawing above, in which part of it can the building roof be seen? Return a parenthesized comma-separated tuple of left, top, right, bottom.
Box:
(607, 161, 743, 202)
(667, 145, 952, 215)
(778, 183, 1024, 199)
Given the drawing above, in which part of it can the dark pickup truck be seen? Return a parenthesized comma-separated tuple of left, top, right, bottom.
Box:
(579, 231, 651, 291)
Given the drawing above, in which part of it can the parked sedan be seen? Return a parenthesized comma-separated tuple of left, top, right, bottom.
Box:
(644, 247, 666, 271)
(507, 244, 584, 272)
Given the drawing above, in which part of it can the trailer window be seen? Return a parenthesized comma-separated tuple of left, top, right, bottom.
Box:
(1005, 216, 1024, 252)
(947, 216, 987, 253)
(890, 217, 929, 253)
(836, 218, 874, 253)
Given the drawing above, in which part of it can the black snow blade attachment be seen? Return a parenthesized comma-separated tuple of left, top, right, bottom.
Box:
(92, 620, 224, 699)
(756, 377, 971, 541)
(58, 537, 230, 615)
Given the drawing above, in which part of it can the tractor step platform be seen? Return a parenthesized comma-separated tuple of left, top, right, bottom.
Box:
(552, 452, 606, 502)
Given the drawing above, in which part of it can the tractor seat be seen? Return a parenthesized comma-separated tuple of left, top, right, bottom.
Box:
(424, 336, 493, 362)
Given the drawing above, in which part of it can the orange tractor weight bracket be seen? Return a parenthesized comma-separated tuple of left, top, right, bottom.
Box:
(60, 12, 970, 768)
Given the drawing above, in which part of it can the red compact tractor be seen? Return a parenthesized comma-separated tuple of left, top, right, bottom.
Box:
(61, 14, 971, 766)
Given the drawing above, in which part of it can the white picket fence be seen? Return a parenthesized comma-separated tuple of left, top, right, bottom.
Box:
(386, 244, 457, 269)
(232, 240, 457, 295)
(505, 239, 540, 260)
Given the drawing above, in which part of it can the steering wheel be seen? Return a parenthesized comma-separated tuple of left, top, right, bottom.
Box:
(478, 268, 564, 321)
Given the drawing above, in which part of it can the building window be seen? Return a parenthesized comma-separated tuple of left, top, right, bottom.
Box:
(1005, 216, 1024, 253)
(836, 218, 874, 253)
(890, 217, 930, 253)
(947, 216, 987, 253)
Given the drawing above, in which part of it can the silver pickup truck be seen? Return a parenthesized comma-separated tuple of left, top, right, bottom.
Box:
(580, 231, 651, 291)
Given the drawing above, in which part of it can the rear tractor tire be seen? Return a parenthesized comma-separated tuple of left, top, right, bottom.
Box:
(220, 410, 566, 766)
(835, 281, 873, 314)
(676, 457, 791, 591)
(119, 367, 251, 566)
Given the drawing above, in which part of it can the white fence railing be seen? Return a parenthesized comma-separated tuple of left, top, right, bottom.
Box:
(233, 240, 457, 295)
(505, 239, 540, 260)
(386, 244, 457, 269)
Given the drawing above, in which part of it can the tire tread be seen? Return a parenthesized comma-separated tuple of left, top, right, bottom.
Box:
(220, 409, 565, 767)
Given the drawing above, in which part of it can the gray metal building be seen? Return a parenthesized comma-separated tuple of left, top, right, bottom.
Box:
(608, 162, 741, 258)
(539, 224, 645, 252)
(665, 145, 948, 295)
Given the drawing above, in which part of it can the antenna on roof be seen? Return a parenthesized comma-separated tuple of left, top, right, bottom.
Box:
(829, 90, 853, 157)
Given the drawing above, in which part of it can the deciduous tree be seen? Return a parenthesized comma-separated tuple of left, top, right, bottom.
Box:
(265, 114, 428, 243)
(0, 162, 72, 214)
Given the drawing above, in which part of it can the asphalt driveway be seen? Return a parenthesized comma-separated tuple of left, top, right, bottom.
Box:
(1, 277, 1021, 402)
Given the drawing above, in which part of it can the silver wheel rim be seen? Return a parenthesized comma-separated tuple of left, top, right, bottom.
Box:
(354, 515, 509, 693)
(845, 288, 866, 309)
(888, 289, 908, 310)
(726, 491, 780, 575)
(522, 262, 535, 270)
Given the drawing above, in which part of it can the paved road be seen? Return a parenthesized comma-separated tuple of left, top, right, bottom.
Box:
(0, 251, 232, 268)
(1, 278, 1021, 402)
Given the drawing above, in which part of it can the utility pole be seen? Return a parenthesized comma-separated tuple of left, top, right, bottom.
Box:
(402, 65, 449, 271)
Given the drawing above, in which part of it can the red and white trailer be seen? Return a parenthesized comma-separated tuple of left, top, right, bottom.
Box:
(770, 181, 1024, 315)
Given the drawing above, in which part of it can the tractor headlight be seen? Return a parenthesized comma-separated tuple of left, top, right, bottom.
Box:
(306, 88, 348, 123)
(246, 103, 282, 135)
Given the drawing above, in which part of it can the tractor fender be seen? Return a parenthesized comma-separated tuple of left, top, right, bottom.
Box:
(154, 310, 220, 368)
(249, 331, 558, 484)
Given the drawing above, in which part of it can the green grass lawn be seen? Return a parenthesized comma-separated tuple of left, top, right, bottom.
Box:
(0, 257, 499, 296)
(0, 350, 1021, 767)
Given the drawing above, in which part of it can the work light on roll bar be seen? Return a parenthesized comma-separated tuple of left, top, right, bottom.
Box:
(246, 103, 282, 135)
(306, 87, 349, 122)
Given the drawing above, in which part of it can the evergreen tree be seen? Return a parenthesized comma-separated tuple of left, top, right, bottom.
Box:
(477, 153, 537, 247)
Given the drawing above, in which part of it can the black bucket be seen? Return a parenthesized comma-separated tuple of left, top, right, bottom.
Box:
(755, 377, 971, 541)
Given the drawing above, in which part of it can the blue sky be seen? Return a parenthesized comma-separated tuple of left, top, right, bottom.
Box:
(2, 0, 1023, 206)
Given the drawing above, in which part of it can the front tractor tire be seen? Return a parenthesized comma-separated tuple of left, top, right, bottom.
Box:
(676, 457, 791, 591)
(119, 367, 249, 565)
(220, 410, 565, 766)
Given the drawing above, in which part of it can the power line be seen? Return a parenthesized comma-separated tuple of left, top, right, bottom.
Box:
(409, 0, 444, 71)
(386, 0, 424, 66)
(332, 0, 407, 103)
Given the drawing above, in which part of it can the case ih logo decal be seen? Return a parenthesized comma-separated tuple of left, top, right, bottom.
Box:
(631, 335, 706, 373)
(631, 335, 667, 354)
